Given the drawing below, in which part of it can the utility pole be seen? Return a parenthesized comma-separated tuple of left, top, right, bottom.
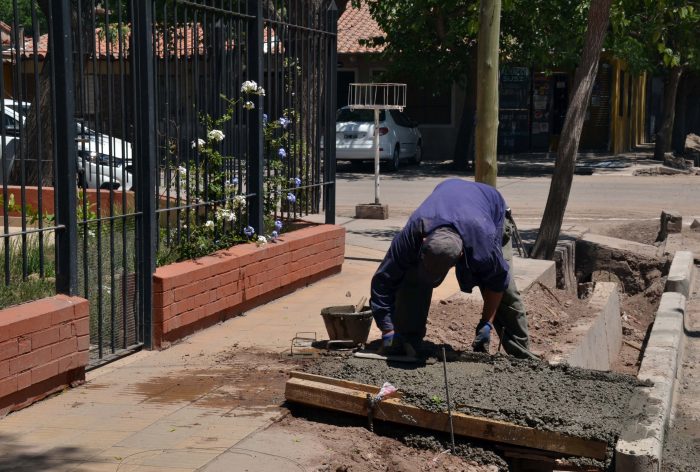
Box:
(475, 0, 502, 187)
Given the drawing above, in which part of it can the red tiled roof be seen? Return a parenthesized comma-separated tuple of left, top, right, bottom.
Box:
(2, 7, 380, 61)
(4, 26, 281, 62)
(338, 2, 384, 54)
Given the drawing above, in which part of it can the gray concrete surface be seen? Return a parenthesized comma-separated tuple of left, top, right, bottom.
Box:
(662, 269, 700, 471)
(665, 251, 696, 297)
(615, 280, 692, 471)
(551, 281, 622, 371)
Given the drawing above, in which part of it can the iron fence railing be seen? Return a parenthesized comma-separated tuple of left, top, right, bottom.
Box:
(0, 0, 338, 366)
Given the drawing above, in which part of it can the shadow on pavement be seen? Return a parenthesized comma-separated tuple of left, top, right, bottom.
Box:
(0, 433, 86, 472)
(347, 228, 401, 242)
(336, 152, 658, 179)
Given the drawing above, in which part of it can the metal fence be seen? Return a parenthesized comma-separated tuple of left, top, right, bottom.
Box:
(0, 0, 337, 366)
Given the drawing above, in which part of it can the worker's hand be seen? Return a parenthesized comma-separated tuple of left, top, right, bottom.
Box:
(472, 320, 493, 353)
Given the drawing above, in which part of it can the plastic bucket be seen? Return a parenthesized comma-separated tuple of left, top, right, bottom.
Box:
(320, 305, 373, 345)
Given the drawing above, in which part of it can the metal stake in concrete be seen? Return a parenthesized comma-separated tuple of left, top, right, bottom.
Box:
(442, 346, 456, 454)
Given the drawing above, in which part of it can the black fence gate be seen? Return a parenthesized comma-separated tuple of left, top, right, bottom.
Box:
(0, 0, 337, 367)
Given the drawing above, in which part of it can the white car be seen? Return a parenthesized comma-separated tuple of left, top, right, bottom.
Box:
(75, 121, 134, 191)
(0, 105, 133, 191)
(335, 106, 422, 171)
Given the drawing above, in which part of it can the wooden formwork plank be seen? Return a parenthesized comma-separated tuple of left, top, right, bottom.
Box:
(285, 375, 607, 461)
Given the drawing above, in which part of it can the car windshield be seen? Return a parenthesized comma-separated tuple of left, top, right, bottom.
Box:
(336, 108, 385, 123)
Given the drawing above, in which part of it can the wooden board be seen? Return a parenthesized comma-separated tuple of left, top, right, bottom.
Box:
(285, 373, 607, 460)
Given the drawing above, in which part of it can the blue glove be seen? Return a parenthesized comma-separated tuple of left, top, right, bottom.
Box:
(472, 321, 493, 353)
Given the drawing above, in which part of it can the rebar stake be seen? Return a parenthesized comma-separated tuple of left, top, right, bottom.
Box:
(441, 346, 456, 454)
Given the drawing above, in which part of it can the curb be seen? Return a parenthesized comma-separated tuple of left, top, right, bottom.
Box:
(664, 250, 695, 297)
(615, 250, 695, 471)
(550, 281, 621, 370)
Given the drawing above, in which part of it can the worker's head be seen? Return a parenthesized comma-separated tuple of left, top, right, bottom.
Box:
(419, 226, 463, 286)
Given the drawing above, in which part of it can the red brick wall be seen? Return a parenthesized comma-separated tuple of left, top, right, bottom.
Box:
(0, 186, 135, 217)
(152, 224, 345, 348)
(0, 295, 90, 413)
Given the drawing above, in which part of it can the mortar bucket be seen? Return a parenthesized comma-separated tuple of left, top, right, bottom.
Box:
(320, 305, 373, 345)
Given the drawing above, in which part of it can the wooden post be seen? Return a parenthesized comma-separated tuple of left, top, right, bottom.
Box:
(475, 0, 502, 187)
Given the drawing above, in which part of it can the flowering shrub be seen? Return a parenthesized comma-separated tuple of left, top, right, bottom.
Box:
(157, 81, 303, 265)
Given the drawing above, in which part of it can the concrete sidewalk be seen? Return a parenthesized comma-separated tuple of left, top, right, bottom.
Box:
(0, 244, 553, 472)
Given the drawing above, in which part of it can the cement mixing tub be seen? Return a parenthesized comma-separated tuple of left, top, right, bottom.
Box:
(321, 305, 373, 346)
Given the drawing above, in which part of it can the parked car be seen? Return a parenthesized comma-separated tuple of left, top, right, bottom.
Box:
(3, 99, 31, 117)
(0, 106, 134, 191)
(335, 106, 422, 171)
(75, 121, 134, 191)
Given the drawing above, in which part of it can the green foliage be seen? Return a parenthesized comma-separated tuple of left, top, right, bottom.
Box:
(0, 0, 47, 36)
(0, 233, 56, 309)
(610, 0, 700, 73)
(356, 0, 479, 87)
(158, 85, 302, 265)
(356, 0, 596, 88)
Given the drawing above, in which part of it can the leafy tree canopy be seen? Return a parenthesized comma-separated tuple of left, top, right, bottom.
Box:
(0, 0, 46, 37)
(610, 0, 700, 73)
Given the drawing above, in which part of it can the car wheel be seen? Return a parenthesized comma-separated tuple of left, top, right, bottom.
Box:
(413, 142, 422, 165)
(389, 146, 400, 172)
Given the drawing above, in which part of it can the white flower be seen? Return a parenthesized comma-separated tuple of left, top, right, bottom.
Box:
(177, 166, 187, 174)
(243, 100, 255, 110)
(234, 195, 247, 207)
(257, 235, 267, 246)
(208, 129, 225, 142)
(227, 212, 236, 222)
(204, 220, 214, 229)
(191, 138, 205, 149)
(241, 80, 259, 94)
(241, 80, 266, 96)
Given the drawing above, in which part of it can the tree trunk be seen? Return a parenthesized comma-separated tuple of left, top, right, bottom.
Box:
(453, 55, 478, 171)
(474, 0, 501, 187)
(14, 0, 52, 186)
(672, 74, 688, 155)
(655, 66, 683, 160)
(531, 0, 612, 260)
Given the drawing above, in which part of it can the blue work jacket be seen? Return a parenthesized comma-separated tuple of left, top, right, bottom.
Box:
(370, 179, 510, 332)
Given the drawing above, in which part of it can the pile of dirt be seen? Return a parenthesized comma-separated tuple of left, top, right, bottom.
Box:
(600, 219, 662, 246)
(425, 280, 662, 375)
(424, 284, 598, 361)
(305, 355, 647, 454)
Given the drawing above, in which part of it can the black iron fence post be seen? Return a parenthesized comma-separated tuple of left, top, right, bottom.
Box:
(324, 1, 338, 225)
(133, 0, 157, 349)
(247, 0, 264, 234)
(51, 0, 78, 295)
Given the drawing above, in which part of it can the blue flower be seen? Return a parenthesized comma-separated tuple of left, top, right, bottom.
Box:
(274, 220, 283, 231)
(293, 177, 302, 188)
(278, 117, 290, 129)
(231, 177, 239, 186)
(263, 113, 268, 124)
(278, 147, 287, 159)
(271, 230, 279, 241)
(244, 226, 255, 237)
(287, 193, 296, 204)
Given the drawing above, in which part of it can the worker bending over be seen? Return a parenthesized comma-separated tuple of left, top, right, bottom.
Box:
(370, 179, 537, 359)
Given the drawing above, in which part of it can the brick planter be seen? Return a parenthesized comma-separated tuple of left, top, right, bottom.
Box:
(152, 224, 346, 348)
(0, 295, 89, 414)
